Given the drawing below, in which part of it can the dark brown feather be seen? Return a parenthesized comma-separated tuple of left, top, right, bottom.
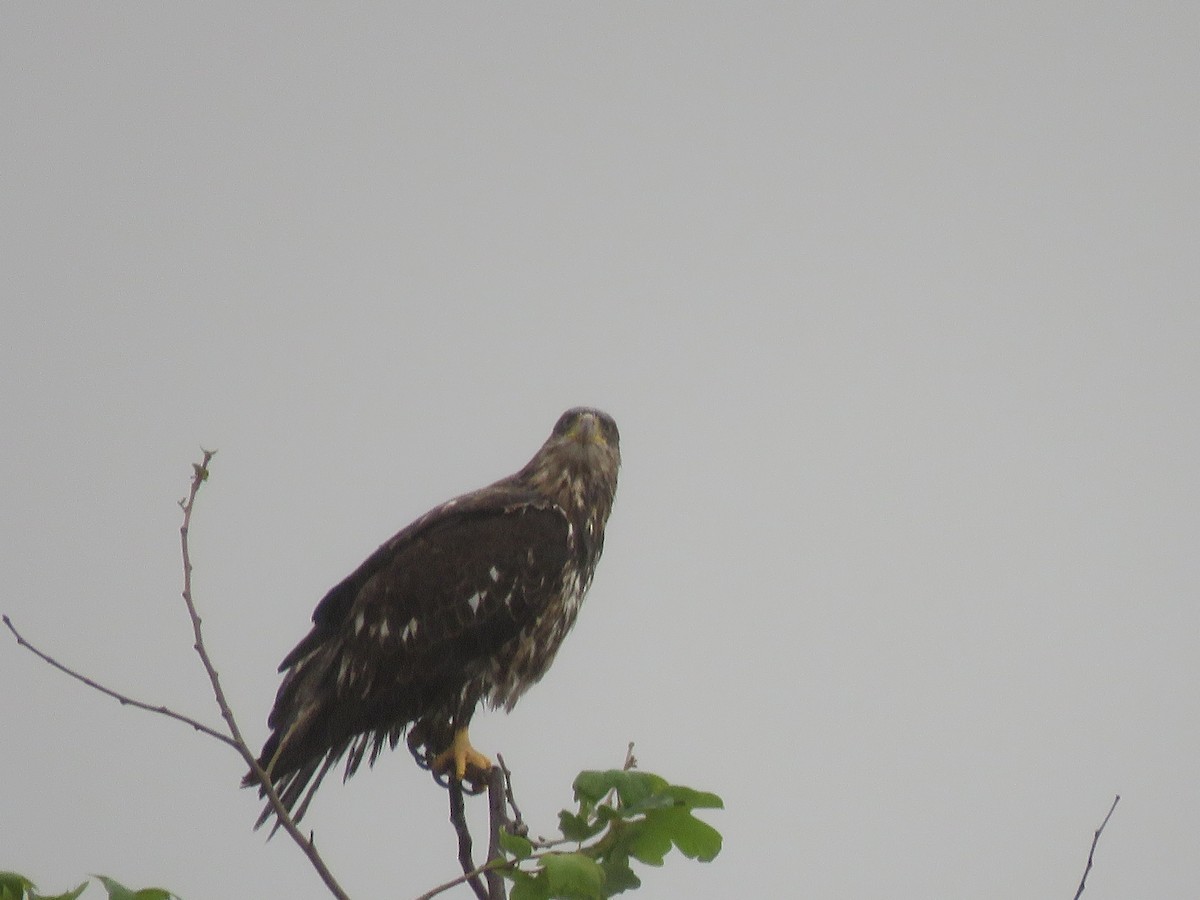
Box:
(245, 408, 619, 828)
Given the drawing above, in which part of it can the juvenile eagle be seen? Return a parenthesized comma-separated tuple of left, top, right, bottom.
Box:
(245, 408, 620, 827)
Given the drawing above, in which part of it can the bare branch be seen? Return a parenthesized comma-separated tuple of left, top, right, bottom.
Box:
(8, 451, 352, 900)
(177, 450, 240, 740)
(176, 451, 352, 900)
(1073, 794, 1120, 900)
(3, 614, 236, 747)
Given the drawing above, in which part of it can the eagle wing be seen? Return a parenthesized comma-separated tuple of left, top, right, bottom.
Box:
(257, 486, 572, 790)
(247, 407, 620, 829)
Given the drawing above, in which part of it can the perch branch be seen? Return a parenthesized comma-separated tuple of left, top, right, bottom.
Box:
(484, 766, 509, 899)
(447, 777, 490, 900)
(1073, 794, 1120, 900)
(420, 771, 512, 900)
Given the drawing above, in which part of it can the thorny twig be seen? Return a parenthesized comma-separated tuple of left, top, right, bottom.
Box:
(1073, 794, 1120, 900)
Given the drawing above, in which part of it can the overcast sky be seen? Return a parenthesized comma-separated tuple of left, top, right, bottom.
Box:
(3, 4, 1197, 899)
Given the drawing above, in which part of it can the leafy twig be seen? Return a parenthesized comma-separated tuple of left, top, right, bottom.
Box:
(1073, 794, 1120, 900)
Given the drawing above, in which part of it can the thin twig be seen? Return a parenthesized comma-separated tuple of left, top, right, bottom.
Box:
(177, 451, 242, 742)
(1073, 794, 1120, 900)
(177, 451, 351, 900)
(412, 857, 503, 900)
(2, 614, 235, 747)
(496, 754, 527, 838)
(8, 452, 350, 900)
(447, 778, 489, 900)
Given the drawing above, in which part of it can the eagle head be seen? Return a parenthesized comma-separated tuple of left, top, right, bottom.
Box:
(520, 407, 620, 538)
(550, 407, 619, 465)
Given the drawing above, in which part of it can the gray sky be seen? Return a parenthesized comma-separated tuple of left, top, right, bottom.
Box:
(3, 4, 1197, 898)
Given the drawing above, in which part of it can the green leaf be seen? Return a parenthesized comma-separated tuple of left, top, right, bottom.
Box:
(91, 877, 174, 900)
(508, 871, 550, 900)
(624, 820, 672, 866)
(661, 784, 724, 810)
(600, 793, 675, 820)
(499, 828, 534, 860)
(613, 772, 667, 809)
(541, 853, 605, 899)
(0, 876, 28, 899)
(646, 807, 723, 862)
(572, 770, 616, 805)
(95, 877, 135, 900)
(596, 854, 641, 897)
(562, 767, 723, 893)
(0, 873, 34, 900)
(559, 809, 604, 842)
(37, 884, 89, 900)
(572, 770, 667, 809)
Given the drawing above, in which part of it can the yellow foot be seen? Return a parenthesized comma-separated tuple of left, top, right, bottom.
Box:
(431, 726, 493, 782)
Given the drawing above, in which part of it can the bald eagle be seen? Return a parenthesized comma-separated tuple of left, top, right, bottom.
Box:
(245, 408, 620, 827)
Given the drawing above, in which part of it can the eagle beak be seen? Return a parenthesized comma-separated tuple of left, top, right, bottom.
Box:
(571, 412, 603, 446)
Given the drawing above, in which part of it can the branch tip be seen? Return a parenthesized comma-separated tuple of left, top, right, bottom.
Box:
(1073, 794, 1120, 900)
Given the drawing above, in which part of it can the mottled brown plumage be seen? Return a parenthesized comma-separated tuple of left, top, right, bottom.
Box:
(245, 408, 620, 827)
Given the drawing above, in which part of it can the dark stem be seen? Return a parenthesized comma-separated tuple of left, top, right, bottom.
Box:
(485, 766, 509, 899)
(496, 754, 526, 839)
(1073, 794, 1120, 900)
(447, 778, 489, 900)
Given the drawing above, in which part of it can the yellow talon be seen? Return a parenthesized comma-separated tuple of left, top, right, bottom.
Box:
(431, 726, 493, 782)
